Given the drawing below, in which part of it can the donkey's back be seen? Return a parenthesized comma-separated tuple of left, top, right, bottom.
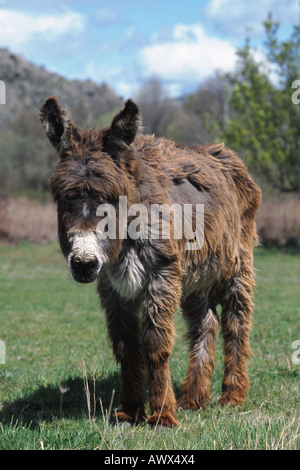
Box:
(134, 134, 260, 296)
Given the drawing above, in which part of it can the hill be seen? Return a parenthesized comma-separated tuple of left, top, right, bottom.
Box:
(0, 48, 122, 127)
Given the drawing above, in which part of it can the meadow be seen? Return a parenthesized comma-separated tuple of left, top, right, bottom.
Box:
(0, 242, 299, 450)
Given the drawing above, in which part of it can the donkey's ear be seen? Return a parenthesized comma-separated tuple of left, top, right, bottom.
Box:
(103, 99, 141, 156)
(40, 96, 80, 156)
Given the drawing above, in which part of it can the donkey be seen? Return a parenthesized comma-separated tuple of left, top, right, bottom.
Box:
(40, 96, 261, 427)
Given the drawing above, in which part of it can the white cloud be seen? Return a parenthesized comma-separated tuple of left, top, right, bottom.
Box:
(92, 7, 118, 26)
(204, 0, 299, 37)
(115, 80, 140, 98)
(139, 23, 237, 94)
(0, 9, 85, 48)
(84, 62, 123, 82)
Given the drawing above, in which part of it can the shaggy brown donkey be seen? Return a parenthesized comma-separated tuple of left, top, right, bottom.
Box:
(40, 96, 261, 427)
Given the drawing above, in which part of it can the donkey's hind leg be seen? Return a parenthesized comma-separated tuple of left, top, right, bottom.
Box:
(177, 294, 219, 410)
(219, 267, 254, 405)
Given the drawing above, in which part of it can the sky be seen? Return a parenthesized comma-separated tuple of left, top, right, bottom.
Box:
(0, 0, 298, 98)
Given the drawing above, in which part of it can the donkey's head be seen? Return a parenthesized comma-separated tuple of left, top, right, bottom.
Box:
(40, 96, 141, 283)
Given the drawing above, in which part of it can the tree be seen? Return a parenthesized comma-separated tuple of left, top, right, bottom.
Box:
(223, 15, 300, 192)
(136, 77, 175, 136)
(184, 72, 229, 145)
(0, 108, 54, 195)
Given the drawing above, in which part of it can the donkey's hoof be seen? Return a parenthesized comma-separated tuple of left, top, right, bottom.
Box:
(116, 421, 132, 429)
(114, 410, 147, 426)
(218, 391, 246, 406)
(148, 412, 178, 428)
(114, 411, 134, 426)
(151, 424, 170, 432)
(177, 394, 206, 410)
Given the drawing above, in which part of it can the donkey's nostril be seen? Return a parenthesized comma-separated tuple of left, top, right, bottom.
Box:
(69, 256, 100, 283)
(70, 256, 99, 270)
(84, 258, 99, 271)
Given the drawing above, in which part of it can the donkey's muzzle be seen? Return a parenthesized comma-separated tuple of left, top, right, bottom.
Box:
(69, 256, 100, 283)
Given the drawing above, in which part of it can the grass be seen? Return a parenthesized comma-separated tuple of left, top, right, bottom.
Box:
(0, 242, 299, 450)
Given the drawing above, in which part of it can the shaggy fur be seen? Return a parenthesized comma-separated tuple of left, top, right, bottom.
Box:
(40, 96, 261, 427)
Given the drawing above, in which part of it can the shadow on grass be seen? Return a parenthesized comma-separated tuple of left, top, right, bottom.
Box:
(0, 372, 120, 429)
(0, 372, 185, 430)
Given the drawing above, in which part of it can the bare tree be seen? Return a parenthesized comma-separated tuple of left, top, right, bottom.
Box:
(185, 72, 229, 136)
(136, 77, 175, 136)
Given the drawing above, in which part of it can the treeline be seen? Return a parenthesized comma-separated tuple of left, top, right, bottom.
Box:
(0, 15, 299, 198)
(137, 16, 300, 194)
(0, 108, 56, 196)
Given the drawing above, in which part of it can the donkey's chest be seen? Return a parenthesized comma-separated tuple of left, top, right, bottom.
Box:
(106, 248, 146, 300)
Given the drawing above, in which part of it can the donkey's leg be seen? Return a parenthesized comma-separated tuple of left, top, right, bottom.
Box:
(219, 266, 254, 405)
(142, 263, 182, 428)
(177, 295, 219, 410)
(98, 281, 146, 424)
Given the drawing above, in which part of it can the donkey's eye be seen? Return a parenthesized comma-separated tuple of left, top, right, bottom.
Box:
(102, 196, 120, 206)
(60, 199, 71, 214)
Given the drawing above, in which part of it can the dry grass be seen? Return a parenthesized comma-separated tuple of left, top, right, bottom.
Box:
(0, 194, 299, 246)
(256, 193, 300, 246)
(0, 197, 57, 244)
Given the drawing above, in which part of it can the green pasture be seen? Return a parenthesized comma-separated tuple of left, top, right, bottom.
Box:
(0, 243, 299, 450)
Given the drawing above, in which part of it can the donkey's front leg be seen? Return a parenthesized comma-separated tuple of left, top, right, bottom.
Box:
(143, 263, 182, 428)
(98, 279, 146, 424)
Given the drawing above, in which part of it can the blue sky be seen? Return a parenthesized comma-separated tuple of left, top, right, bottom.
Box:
(0, 0, 298, 98)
